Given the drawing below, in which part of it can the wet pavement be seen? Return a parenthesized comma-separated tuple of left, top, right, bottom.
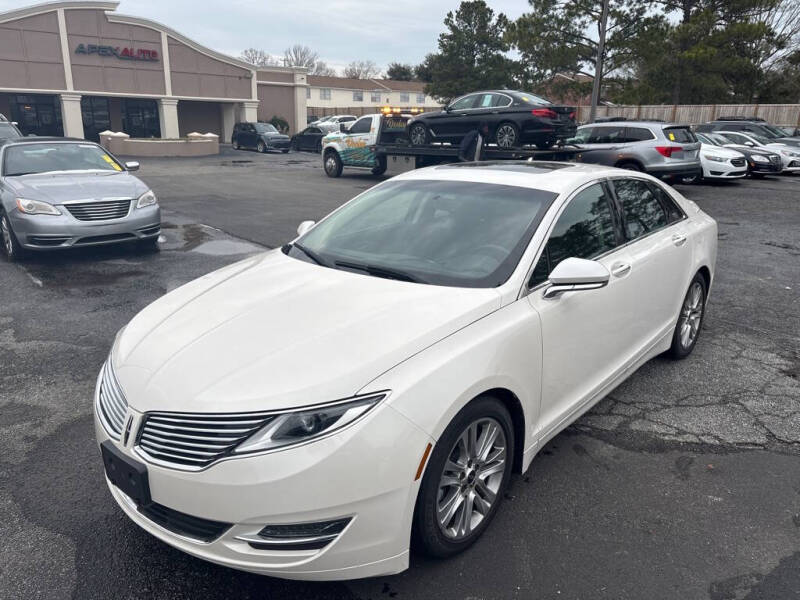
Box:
(0, 148, 798, 600)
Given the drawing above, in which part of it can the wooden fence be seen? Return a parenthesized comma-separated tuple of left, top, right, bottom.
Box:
(577, 104, 800, 126)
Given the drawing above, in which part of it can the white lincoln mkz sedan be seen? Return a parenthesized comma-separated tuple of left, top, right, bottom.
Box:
(95, 162, 717, 580)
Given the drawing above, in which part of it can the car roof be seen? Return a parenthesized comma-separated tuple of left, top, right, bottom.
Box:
(0, 136, 89, 146)
(390, 161, 660, 195)
(581, 121, 685, 128)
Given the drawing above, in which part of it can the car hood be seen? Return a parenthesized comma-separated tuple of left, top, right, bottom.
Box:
(700, 143, 743, 159)
(3, 171, 148, 204)
(112, 250, 502, 414)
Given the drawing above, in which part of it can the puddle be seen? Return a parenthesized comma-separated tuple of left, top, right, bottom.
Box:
(190, 239, 262, 256)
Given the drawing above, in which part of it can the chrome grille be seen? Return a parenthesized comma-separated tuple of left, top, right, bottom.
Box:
(66, 199, 131, 221)
(97, 361, 128, 440)
(137, 412, 275, 469)
(731, 157, 746, 167)
(769, 155, 782, 166)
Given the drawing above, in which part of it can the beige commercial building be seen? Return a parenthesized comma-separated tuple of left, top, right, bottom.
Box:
(0, 0, 309, 141)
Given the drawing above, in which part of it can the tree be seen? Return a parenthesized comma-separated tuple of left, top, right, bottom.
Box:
(508, 0, 665, 92)
(240, 48, 279, 67)
(386, 62, 416, 80)
(282, 45, 336, 75)
(421, 1, 515, 101)
(344, 60, 381, 79)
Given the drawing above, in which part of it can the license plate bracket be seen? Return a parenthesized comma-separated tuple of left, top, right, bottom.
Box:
(101, 440, 151, 507)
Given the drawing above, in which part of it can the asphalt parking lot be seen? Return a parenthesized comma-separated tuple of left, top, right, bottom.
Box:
(1, 147, 798, 600)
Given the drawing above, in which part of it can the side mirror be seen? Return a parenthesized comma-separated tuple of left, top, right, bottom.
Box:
(339, 123, 348, 132)
(543, 257, 610, 299)
(444, 105, 452, 113)
(297, 220, 316, 236)
(124, 161, 140, 171)
(745, 141, 755, 147)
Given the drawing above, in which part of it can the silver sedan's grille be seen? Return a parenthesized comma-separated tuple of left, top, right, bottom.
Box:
(136, 412, 275, 469)
(66, 199, 131, 221)
(97, 361, 128, 440)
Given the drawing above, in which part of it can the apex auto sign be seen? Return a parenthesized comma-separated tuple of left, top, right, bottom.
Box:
(75, 43, 159, 61)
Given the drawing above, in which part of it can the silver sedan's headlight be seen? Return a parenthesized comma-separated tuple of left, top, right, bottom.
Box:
(751, 154, 769, 163)
(136, 190, 157, 209)
(233, 393, 387, 454)
(703, 154, 725, 162)
(16, 197, 60, 215)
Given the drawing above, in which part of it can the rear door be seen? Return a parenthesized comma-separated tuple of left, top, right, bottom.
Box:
(608, 177, 691, 344)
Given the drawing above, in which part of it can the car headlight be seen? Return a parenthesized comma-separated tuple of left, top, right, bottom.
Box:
(15, 197, 60, 215)
(136, 190, 157, 209)
(751, 154, 768, 163)
(233, 393, 387, 454)
(703, 154, 725, 162)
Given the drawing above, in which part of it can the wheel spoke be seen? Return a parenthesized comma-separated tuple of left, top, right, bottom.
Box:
(478, 458, 506, 480)
(476, 422, 500, 461)
(437, 490, 464, 528)
(474, 479, 496, 513)
(458, 491, 475, 537)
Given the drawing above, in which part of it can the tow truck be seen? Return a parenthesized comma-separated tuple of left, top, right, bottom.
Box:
(320, 107, 584, 178)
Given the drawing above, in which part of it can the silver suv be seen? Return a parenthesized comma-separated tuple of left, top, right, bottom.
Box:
(572, 121, 701, 179)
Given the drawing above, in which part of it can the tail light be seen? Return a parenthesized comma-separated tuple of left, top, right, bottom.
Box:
(655, 146, 682, 158)
(569, 111, 576, 120)
(531, 108, 558, 119)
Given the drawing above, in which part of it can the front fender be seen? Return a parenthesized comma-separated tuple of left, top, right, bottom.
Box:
(357, 299, 543, 472)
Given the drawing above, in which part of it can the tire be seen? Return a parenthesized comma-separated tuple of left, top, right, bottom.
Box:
(136, 236, 160, 253)
(616, 161, 643, 172)
(681, 173, 701, 184)
(371, 156, 387, 176)
(315, 140, 323, 154)
(281, 148, 290, 154)
(494, 122, 519, 149)
(257, 140, 266, 153)
(412, 396, 514, 558)
(749, 171, 765, 179)
(1, 212, 26, 262)
(409, 123, 430, 146)
(290, 140, 299, 152)
(232, 138, 240, 150)
(323, 150, 343, 178)
(669, 272, 707, 359)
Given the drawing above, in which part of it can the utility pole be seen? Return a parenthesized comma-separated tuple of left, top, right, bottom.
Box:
(589, 0, 610, 123)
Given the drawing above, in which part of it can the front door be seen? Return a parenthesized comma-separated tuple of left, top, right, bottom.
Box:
(527, 181, 641, 437)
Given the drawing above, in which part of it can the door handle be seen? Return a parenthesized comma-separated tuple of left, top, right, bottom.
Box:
(611, 262, 631, 277)
(672, 233, 687, 246)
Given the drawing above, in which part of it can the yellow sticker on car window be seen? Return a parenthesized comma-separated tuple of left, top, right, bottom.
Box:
(102, 154, 122, 171)
(668, 132, 676, 141)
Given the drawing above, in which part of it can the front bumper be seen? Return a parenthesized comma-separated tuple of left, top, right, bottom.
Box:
(264, 138, 291, 150)
(10, 204, 160, 250)
(94, 385, 433, 580)
(702, 158, 747, 179)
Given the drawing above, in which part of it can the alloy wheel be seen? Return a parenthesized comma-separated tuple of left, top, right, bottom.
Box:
(257, 141, 265, 153)
(679, 281, 704, 348)
(1, 215, 13, 257)
(436, 417, 507, 540)
(325, 156, 337, 173)
(410, 124, 427, 145)
(496, 124, 517, 149)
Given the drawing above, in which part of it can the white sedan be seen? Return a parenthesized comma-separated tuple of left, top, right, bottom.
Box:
(684, 141, 747, 182)
(94, 163, 717, 580)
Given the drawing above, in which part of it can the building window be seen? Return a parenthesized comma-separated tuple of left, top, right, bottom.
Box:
(400, 92, 410, 103)
(353, 90, 363, 102)
(320, 88, 331, 100)
(306, 87, 310, 99)
(371, 91, 381, 103)
(417, 94, 425, 104)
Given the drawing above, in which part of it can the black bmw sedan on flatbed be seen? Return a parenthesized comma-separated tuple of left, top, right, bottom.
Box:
(406, 90, 576, 150)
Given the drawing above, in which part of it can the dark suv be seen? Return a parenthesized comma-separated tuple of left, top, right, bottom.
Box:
(696, 117, 800, 148)
(231, 122, 290, 153)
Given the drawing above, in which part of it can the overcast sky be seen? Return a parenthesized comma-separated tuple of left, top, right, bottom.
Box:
(0, 0, 528, 73)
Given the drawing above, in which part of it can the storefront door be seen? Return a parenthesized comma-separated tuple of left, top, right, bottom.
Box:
(122, 99, 160, 138)
(8, 95, 63, 137)
(81, 96, 111, 142)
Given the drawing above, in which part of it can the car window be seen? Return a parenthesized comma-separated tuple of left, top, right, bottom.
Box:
(647, 182, 684, 223)
(722, 132, 748, 145)
(477, 93, 495, 108)
(309, 127, 321, 134)
(625, 127, 654, 142)
(291, 179, 557, 288)
(348, 118, 372, 134)
(449, 95, 477, 110)
(588, 126, 626, 143)
(530, 183, 618, 286)
(612, 178, 669, 240)
(663, 127, 696, 143)
(519, 93, 552, 105)
(341, 117, 356, 122)
(569, 127, 594, 143)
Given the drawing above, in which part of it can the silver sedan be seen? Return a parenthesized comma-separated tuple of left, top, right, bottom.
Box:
(0, 138, 161, 262)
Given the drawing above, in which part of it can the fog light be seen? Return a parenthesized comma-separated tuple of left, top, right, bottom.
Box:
(239, 517, 352, 551)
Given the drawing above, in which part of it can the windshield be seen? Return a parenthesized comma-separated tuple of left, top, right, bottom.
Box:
(254, 123, 278, 133)
(0, 123, 21, 139)
(705, 133, 732, 145)
(749, 133, 771, 145)
(3, 143, 123, 176)
(761, 124, 788, 137)
(696, 133, 715, 145)
(286, 179, 557, 288)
